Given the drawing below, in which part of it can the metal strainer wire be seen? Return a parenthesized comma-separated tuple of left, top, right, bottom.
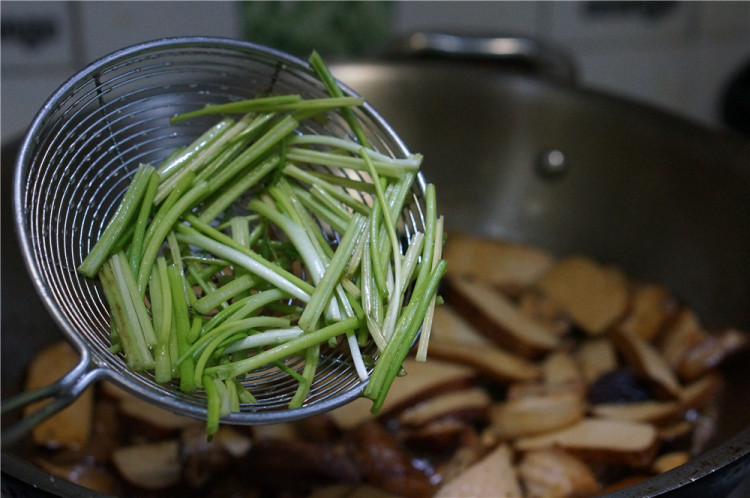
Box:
(4, 37, 427, 442)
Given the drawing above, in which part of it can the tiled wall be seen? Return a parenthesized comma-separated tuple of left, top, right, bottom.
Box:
(2, 1, 749, 143)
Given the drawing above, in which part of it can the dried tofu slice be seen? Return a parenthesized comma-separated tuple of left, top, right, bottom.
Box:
(515, 418, 660, 468)
(328, 357, 478, 430)
(490, 386, 586, 439)
(23, 341, 93, 450)
(435, 444, 523, 498)
(676, 328, 748, 381)
(575, 337, 619, 384)
(446, 277, 560, 357)
(429, 304, 541, 383)
(398, 386, 492, 428)
(535, 256, 629, 335)
(112, 440, 181, 490)
(616, 284, 679, 342)
(430, 304, 494, 348)
(444, 232, 554, 291)
(518, 448, 599, 498)
(613, 328, 683, 400)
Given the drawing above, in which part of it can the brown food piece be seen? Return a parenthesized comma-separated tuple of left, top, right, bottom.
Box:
(613, 328, 683, 400)
(426, 340, 542, 384)
(24, 341, 93, 450)
(102, 381, 202, 435)
(402, 419, 475, 454)
(428, 304, 542, 383)
(491, 386, 586, 439)
(111, 440, 182, 490)
(616, 284, 679, 342)
(676, 328, 748, 381)
(308, 484, 402, 498)
(245, 437, 361, 494)
(429, 304, 494, 348)
(542, 349, 586, 388)
(398, 386, 492, 428)
(350, 421, 433, 498)
(445, 276, 560, 357)
(444, 233, 554, 292)
(517, 290, 571, 337)
(591, 400, 682, 426)
(329, 358, 478, 430)
(535, 256, 629, 335)
(517, 448, 600, 498)
(587, 367, 651, 405)
(181, 425, 252, 488)
(575, 337, 619, 385)
(36, 459, 119, 495)
(515, 418, 661, 468)
(651, 451, 690, 474)
(435, 444, 522, 498)
(658, 308, 707, 369)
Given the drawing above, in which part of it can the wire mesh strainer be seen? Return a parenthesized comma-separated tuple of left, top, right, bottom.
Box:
(4, 37, 427, 443)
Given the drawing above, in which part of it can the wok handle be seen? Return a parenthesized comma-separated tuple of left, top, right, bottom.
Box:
(1, 359, 104, 446)
(386, 32, 577, 84)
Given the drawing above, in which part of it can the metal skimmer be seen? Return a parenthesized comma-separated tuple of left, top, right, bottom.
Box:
(4, 37, 427, 443)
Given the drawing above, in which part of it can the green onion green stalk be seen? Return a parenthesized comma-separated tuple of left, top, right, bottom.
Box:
(77, 50, 445, 438)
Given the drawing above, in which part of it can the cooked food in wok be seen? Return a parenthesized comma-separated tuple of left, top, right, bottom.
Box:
(19, 233, 747, 497)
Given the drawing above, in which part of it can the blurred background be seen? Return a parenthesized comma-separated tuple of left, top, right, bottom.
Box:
(2, 0, 749, 143)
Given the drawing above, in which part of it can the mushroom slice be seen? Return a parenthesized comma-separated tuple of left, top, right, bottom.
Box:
(402, 418, 474, 454)
(490, 386, 585, 439)
(24, 341, 93, 450)
(351, 421, 433, 498)
(515, 418, 660, 468)
(445, 276, 560, 357)
(535, 256, 629, 335)
(613, 328, 683, 400)
(398, 386, 492, 428)
(444, 232, 554, 292)
(517, 448, 600, 498)
(435, 444, 522, 498)
(112, 440, 181, 490)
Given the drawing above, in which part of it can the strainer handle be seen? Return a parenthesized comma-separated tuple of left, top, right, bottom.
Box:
(1, 360, 105, 446)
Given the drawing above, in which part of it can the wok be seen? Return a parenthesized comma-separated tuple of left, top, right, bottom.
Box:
(3, 34, 750, 496)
